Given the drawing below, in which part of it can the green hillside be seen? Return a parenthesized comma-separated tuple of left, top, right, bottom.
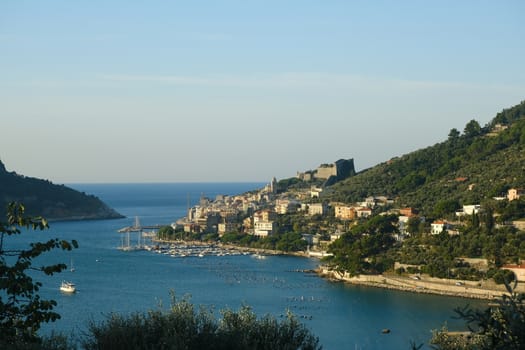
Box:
(0, 161, 123, 221)
(324, 100, 525, 215)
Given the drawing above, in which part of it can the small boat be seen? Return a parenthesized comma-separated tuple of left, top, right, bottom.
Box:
(60, 281, 76, 293)
(70, 259, 75, 272)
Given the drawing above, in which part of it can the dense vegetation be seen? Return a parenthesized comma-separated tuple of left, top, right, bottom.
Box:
(324, 101, 525, 213)
(396, 221, 524, 279)
(315, 101, 525, 278)
(327, 215, 398, 275)
(0, 160, 123, 220)
(83, 295, 320, 350)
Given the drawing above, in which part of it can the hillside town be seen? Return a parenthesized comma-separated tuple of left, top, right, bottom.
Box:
(170, 159, 525, 291)
(173, 159, 356, 251)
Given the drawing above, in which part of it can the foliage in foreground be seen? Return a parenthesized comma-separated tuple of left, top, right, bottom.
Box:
(82, 294, 321, 350)
(0, 202, 77, 347)
(431, 281, 525, 350)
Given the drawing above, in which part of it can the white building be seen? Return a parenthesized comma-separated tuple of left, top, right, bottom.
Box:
(356, 207, 372, 218)
(456, 204, 481, 217)
(275, 199, 299, 214)
(431, 220, 452, 235)
(310, 186, 323, 198)
(330, 231, 344, 242)
(254, 221, 276, 237)
(308, 203, 327, 216)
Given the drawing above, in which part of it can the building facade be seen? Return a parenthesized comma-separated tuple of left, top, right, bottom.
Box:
(334, 204, 356, 220)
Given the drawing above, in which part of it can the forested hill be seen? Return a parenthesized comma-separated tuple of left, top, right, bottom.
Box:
(0, 161, 123, 221)
(324, 100, 525, 216)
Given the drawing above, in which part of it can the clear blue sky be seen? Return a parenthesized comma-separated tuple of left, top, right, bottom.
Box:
(1, 1, 524, 183)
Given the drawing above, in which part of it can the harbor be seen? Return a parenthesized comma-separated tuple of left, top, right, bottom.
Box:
(148, 242, 261, 259)
(34, 182, 481, 349)
(117, 216, 286, 257)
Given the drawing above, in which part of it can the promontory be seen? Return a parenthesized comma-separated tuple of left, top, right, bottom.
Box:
(0, 160, 123, 221)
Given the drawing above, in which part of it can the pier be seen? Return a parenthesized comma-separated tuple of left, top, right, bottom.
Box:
(117, 216, 163, 233)
(117, 217, 162, 251)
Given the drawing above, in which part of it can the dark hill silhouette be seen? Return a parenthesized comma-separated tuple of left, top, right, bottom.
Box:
(0, 161, 123, 221)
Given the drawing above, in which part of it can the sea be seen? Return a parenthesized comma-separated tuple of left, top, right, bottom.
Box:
(12, 183, 480, 349)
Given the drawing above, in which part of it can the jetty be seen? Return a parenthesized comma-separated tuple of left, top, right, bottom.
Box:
(117, 217, 162, 251)
(118, 216, 163, 233)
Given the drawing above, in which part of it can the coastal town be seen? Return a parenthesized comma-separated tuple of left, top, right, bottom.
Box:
(144, 158, 525, 300)
(172, 159, 357, 253)
(3, 3, 524, 347)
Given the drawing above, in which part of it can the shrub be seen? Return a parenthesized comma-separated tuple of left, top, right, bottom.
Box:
(82, 294, 321, 350)
(431, 281, 525, 349)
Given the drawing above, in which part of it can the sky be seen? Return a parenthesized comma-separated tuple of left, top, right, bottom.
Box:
(1, 1, 524, 183)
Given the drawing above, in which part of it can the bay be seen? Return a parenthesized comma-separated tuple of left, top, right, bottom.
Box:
(14, 183, 478, 349)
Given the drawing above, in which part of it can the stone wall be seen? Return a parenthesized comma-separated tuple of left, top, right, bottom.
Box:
(318, 268, 525, 300)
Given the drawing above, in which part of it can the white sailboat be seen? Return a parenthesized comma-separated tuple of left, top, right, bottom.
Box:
(70, 258, 75, 272)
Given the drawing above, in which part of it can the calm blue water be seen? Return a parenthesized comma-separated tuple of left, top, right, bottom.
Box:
(12, 183, 479, 349)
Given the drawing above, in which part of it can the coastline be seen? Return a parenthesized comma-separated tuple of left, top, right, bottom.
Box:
(316, 267, 525, 300)
(151, 238, 523, 301)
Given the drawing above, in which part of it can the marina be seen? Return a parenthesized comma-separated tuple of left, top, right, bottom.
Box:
(154, 243, 254, 258)
(117, 216, 275, 258)
(141, 241, 271, 260)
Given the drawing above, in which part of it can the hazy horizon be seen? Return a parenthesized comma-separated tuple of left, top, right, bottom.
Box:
(1, 1, 524, 183)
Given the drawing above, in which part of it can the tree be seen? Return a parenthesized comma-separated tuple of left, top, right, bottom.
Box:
(325, 215, 397, 275)
(448, 128, 460, 141)
(480, 204, 496, 234)
(433, 199, 460, 218)
(464, 119, 482, 138)
(276, 232, 307, 252)
(407, 216, 422, 235)
(157, 225, 174, 240)
(0, 202, 78, 346)
(431, 282, 525, 349)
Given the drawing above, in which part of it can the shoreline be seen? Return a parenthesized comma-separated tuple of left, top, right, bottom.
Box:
(151, 238, 522, 301)
(316, 267, 525, 301)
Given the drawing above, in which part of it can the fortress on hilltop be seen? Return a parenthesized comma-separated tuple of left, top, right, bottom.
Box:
(297, 158, 355, 183)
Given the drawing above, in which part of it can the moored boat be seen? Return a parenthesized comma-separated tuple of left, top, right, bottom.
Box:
(60, 281, 76, 293)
